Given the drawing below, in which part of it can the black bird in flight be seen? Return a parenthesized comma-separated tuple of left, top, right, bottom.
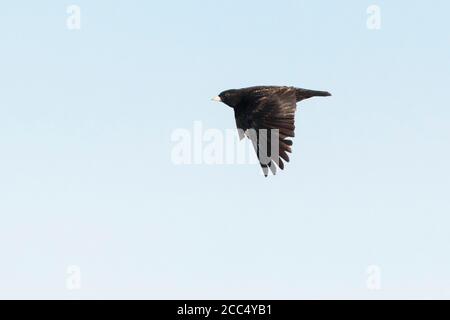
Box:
(213, 86, 331, 177)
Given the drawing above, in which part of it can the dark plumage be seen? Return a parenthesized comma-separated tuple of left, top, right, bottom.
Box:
(213, 86, 331, 177)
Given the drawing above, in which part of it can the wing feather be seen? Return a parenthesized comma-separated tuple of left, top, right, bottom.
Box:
(234, 87, 298, 176)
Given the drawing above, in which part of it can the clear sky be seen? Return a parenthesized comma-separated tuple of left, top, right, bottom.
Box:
(1, 0, 450, 299)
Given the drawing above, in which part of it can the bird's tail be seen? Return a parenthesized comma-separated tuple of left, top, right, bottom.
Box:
(295, 88, 332, 101)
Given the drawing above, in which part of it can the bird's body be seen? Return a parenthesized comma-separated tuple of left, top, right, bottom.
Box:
(213, 86, 331, 176)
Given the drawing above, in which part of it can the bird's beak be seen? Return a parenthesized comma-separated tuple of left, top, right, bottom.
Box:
(212, 96, 222, 102)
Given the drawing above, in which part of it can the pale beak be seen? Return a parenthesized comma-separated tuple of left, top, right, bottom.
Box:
(212, 96, 222, 102)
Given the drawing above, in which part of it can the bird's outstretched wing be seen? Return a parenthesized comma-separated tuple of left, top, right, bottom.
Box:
(234, 87, 297, 176)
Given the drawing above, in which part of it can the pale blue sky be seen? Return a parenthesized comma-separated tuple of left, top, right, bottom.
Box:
(1, 0, 450, 299)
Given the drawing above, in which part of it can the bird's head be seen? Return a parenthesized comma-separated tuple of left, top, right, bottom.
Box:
(212, 89, 241, 108)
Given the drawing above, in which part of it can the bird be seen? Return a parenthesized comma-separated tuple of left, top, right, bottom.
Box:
(212, 86, 331, 177)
